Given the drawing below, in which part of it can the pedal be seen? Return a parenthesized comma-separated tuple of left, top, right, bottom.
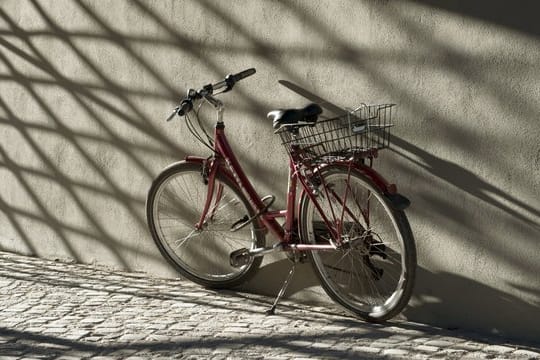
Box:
(230, 248, 251, 268)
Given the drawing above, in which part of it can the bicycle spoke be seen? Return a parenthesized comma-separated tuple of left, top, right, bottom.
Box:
(173, 229, 201, 250)
(148, 165, 263, 287)
(302, 168, 414, 321)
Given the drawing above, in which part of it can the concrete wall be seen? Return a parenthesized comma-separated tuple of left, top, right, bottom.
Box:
(1, 0, 539, 341)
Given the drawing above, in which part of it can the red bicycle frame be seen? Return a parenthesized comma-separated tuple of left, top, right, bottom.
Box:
(184, 120, 397, 253)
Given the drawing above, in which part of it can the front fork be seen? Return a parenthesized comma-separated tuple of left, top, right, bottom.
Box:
(194, 157, 223, 230)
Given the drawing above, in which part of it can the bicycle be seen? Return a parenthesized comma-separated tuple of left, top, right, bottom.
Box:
(146, 68, 416, 322)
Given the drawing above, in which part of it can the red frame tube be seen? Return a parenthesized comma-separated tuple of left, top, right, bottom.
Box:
(213, 124, 285, 240)
(185, 122, 397, 252)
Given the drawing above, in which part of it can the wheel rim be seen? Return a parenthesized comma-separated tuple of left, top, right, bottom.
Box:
(304, 171, 407, 318)
(151, 169, 257, 283)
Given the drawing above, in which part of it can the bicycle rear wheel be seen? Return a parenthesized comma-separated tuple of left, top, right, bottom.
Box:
(299, 166, 416, 322)
(146, 161, 264, 288)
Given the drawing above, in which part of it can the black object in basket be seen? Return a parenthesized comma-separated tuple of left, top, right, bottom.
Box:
(277, 104, 395, 161)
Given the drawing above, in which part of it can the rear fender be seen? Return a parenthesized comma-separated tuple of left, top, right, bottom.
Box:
(312, 162, 410, 210)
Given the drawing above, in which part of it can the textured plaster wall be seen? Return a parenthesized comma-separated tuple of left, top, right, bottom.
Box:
(1, 0, 539, 341)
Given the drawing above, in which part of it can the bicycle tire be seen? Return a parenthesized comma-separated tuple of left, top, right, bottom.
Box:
(146, 161, 265, 288)
(299, 166, 416, 322)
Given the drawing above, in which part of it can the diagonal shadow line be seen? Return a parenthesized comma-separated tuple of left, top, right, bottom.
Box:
(0, 163, 157, 260)
(389, 136, 540, 229)
(277, 0, 539, 174)
(277, 80, 540, 229)
(0, 35, 183, 157)
(0, 195, 37, 255)
(0, 199, 147, 255)
(3, 252, 540, 349)
(0, 11, 183, 157)
(0, 38, 273, 275)
(0, 71, 172, 100)
(125, 0, 293, 191)
(0, 263, 237, 311)
(0, 6, 204, 252)
(1, 26, 533, 77)
(195, 0, 307, 86)
(337, 57, 537, 206)
(128, 0, 270, 118)
(0, 144, 75, 255)
(66, 0, 176, 98)
(7, 27, 531, 84)
(0, 115, 175, 158)
(43, 0, 269, 150)
(0, 156, 144, 206)
(0, 326, 392, 358)
(0, 256, 346, 325)
(0, 48, 149, 229)
(25, 1, 183, 151)
(0, 94, 129, 267)
(376, 2, 540, 126)
(410, 0, 540, 38)
(0, 106, 150, 224)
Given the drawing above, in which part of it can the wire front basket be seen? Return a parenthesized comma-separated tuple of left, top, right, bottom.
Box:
(277, 104, 395, 163)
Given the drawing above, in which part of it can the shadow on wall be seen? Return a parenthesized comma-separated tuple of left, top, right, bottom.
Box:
(0, 0, 539, 341)
(266, 80, 540, 340)
(411, 0, 540, 37)
(0, 1, 188, 266)
(0, 0, 290, 267)
(408, 267, 540, 339)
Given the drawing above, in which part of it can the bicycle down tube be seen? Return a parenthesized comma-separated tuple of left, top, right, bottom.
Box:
(194, 123, 347, 253)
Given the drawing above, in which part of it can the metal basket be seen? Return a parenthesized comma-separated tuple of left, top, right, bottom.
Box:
(277, 104, 395, 162)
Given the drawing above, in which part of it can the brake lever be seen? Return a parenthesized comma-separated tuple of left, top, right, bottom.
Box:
(166, 106, 179, 121)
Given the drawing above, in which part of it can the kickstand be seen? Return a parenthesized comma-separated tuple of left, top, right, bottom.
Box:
(266, 263, 296, 315)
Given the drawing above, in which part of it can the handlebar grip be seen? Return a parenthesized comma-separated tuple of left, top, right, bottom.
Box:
(232, 68, 256, 82)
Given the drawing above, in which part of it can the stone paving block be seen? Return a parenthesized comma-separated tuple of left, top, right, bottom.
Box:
(383, 348, 410, 357)
(352, 345, 382, 354)
(484, 344, 516, 353)
(456, 342, 488, 351)
(42, 327, 69, 335)
(424, 339, 457, 347)
(371, 340, 400, 349)
(461, 351, 495, 359)
(63, 330, 91, 341)
(2, 252, 540, 360)
(416, 344, 441, 352)
(117, 333, 147, 342)
(513, 349, 540, 358)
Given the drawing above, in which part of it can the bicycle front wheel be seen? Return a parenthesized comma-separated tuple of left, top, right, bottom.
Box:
(146, 161, 265, 288)
(299, 166, 416, 322)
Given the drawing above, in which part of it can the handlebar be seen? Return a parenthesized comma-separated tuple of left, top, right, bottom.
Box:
(166, 68, 256, 121)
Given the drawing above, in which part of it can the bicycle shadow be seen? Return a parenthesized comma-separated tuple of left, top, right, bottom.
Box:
(407, 266, 540, 341)
(277, 80, 539, 224)
(242, 257, 324, 302)
(250, 258, 540, 342)
(270, 80, 540, 342)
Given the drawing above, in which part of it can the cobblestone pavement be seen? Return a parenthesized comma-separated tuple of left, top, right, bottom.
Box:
(1, 252, 539, 359)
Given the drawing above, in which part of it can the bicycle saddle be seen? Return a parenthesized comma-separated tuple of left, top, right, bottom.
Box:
(268, 103, 323, 130)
